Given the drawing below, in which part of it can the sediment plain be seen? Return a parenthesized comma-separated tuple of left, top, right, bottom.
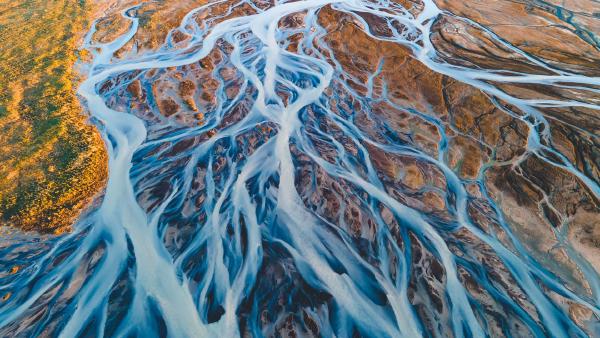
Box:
(0, 0, 599, 336)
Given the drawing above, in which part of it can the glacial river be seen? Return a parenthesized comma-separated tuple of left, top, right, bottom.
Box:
(1, 0, 599, 336)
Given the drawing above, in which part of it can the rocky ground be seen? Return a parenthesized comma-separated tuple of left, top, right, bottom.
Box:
(87, 0, 600, 334)
(0, 0, 598, 336)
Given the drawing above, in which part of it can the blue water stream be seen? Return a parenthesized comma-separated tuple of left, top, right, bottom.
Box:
(1, 0, 599, 336)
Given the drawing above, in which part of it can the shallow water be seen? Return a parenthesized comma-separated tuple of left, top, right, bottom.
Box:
(1, 0, 599, 336)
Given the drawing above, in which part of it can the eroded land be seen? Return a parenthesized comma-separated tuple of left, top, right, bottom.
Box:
(89, 0, 600, 334)
(93, 0, 600, 286)
(0, 0, 599, 336)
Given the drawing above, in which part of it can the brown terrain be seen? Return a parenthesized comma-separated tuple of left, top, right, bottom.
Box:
(0, 0, 597, 335)
(85, 0, 599, 334)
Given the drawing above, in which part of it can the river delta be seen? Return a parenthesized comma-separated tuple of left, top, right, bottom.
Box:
(0, 0, 599, 337)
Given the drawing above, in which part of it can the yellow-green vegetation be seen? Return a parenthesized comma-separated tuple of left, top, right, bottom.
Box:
(0, 0, 107, 233)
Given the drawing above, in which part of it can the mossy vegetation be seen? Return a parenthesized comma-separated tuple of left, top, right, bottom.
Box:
(0, 0, 107, 233)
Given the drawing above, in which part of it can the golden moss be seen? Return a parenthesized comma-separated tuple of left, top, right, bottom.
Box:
(0, 0, 108, 233)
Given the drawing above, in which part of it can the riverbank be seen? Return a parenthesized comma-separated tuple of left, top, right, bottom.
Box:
(0, 0, 108, 233)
